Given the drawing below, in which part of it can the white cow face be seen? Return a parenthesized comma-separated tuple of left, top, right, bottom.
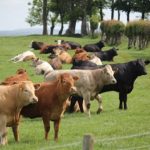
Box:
(102, 65, 117, 85)
(19, 81, 40, 106)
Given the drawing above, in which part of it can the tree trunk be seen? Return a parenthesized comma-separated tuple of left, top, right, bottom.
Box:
(66, 19, 76, 35)
(118, 10, 120, 20)
(59, 15, 64, 35)
(111, 0, 115, 20)
(99, 6, 103, 21)
(50, 21, 55, 35)
(81, 17, 88, 36)
(141, 11, 145, 19)
(42, 0, 48, 35)
(127, 11, 130, 22)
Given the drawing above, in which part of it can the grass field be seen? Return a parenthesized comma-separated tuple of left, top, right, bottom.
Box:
(0, 35, 150, 150)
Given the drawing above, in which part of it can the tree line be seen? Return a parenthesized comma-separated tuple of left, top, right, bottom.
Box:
(26, 0, 150, 36)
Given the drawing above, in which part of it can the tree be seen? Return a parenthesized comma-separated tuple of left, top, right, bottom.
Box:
(90, 15, 99, 38)
(114, 0, 134, 22)
(133, 0, 150, 19)
(26, 0, 50, 35)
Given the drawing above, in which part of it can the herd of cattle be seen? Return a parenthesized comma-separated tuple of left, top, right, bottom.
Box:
(0, 39, 149, 145)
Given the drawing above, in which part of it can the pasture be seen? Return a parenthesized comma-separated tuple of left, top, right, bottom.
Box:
(0, 35, 150, 150)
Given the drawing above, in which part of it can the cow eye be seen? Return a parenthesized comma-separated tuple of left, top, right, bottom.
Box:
(24, 89, 29, 93)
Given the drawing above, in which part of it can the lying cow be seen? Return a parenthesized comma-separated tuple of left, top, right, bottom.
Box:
(30, 41, 45, 50)
(83, 40, 104, 52)
(0, 81, 40, 145)
(40, 43, 71, 54)
(94, 47, 118, 61)
(10, 51, 36, 63)
(45, 65, 117, 117)
(0, 68, 30, 85)
(53, 47, 72, 64)
(55, 40, 81, 49)
(32, 58, 54, 75)
(69, 59, 150, 112)
(12, 73, 79, 142)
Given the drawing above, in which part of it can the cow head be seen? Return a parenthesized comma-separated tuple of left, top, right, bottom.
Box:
(58, 73, 79, 95)
(97, 40, 105, 49)
(102, 65, 117, 84)
(135, 59, 147, 75)
(19, 81, 40, 106)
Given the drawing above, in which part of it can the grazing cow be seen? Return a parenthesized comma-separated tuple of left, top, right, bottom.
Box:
(0, 68, 30, 85)
(69, 59, 150, 112)
(40, 43, 71, 54)
(12, 73, 79, 142)
(55, 40, 81, 49)
(45, 65, 117, 117)
(94, 47, 118, 61)
(53, 47, 72, 64)
(83, 40, 104, 52)
(10, 51, 36, 63)
(0, 81, 40, 145)
(30, 41, 45, 50)
(48, 56, 62, 70)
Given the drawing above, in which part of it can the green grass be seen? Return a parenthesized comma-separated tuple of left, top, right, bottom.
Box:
(0, 35, 150, 150)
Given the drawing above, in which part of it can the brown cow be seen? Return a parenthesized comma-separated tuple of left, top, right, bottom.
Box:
(0, 81, 40, 145)
(72, 48, 90, 62)
(54, 48, 72, 64)
(12, 73, 79, 142)
(48, 56, 62, 70)
(0, 69, 30, 85)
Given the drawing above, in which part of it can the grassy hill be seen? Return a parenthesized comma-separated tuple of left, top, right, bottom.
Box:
(0, 35, 150, 150)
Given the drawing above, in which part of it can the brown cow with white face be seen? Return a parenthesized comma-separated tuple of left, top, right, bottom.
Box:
(0, 81, 39, 145)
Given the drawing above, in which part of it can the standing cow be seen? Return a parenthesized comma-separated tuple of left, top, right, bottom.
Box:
(45, 65, 117, 117)
(0, 81, 40, 145)
(12, 73, 79, 142)
(69, 59, 150, 112)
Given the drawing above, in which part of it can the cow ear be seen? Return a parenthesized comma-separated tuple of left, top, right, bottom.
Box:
(34, 83, 41, 90)
(144, 60, 150, 65)
(19, 82, 25, 90)
(73, 76, 79, 81)
(113, 67, 118, 74)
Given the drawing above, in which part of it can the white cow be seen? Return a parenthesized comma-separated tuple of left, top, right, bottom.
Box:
(44, 65, 117, 117)
(10, 50, 36, 63)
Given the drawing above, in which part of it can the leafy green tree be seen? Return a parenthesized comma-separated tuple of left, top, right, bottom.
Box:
(133, 0, 150, 19)
(90, 15, 99, 38)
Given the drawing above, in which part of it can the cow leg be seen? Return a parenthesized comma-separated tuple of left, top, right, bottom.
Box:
(77, 97, 84, 113)
(0, 116, 7, 145)
(83, 94, 91, 117)
(12, 125, 19, 142)
(119, 92, 127, 110)
(54, 119, 61, 141)
(69, 96, 77, 113)
(42, 116, 50, 140)
(95, 95, 103, 114)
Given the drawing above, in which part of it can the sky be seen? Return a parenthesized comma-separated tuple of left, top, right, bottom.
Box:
(0, 0, 142, 31)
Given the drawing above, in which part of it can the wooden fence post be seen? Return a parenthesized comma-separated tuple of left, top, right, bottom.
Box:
(83, 134, 94, 150)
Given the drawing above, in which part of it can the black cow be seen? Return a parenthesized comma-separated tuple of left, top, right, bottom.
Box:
(94, 47, 118, 61)
(83, 40, 105, 52)
(69, 59, 150, 112)
(71, 60, 97, 69)
(31, 41, 45, 50)
(55, 40, 81, 49)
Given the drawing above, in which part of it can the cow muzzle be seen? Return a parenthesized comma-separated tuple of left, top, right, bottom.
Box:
(112, 78, 117, 84)
(70, 86, 77, 94)
(31, 97, 38, 103)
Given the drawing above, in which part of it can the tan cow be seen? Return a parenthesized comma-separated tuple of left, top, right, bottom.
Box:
(45, 65, 117, 117)
(53, 48, 72, 64)
(0, 81, 40, 145)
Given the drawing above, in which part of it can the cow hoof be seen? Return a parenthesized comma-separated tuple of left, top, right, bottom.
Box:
(97, 108, 103, 114)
